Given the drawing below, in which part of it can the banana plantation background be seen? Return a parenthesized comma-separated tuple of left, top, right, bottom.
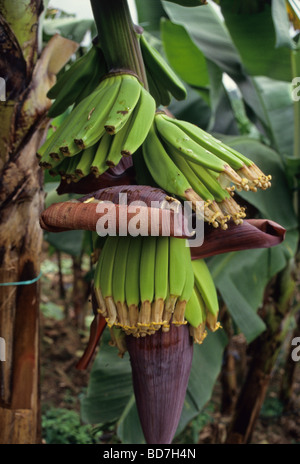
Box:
(0, 0, 300, 445)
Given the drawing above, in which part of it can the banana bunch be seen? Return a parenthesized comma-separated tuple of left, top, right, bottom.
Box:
(185, 259, 221, 344)
(93, 235, 198, 338)
(142, 112, 272, 229)
(38, 72, 156, 182)
(47, 44, 108, 119)
(139, 33, 187, 107)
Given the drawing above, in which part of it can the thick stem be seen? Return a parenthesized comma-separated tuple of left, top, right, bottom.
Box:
(90, 0, 148, 88)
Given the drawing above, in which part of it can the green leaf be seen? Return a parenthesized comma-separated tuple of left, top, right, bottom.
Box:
(175, 329, 227, 435)
(224, 137, 297, 229)
(220, 1, 292, 81)
(272, 0, 296, 49)
(168, 85, 211, 128)
(161, 18, 209, 88)
(162, 1, 243, 78)
(135, 0, 165, 33)
(117, 396, 146, 444)
(251, 77, 294, 156)
(80, 329, 134, 425)
(44, 230, 85, 257)
(208, 250, 267, 342)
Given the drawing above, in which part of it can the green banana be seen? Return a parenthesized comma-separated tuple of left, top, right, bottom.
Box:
(99, 236, 120, 326)
(173, 246, 194, 325)
(47, 46, 103, 119)
(184, 288, 204, 329)
(72, 47, 108, 107)
(165, 115, 245, 171)
(162, 237, 190, 330)
(73, 75, 121, 150)
(142, 123, 204, 209)
(161, 114, 271, 191)
(151, 236, 169, 329)
(105, 122, 131, 168)
(138, 236, 157, 335)
(48, 46, 96, 99)
(145, 66, 171, 107)
(90, 132, 113, 176)
(187, 288, 208, 344)
(155, 113, 225, 171)
(112, 237, 131, 329)
(104, 74, 142, 135)
(155, 113, 244, 187)
(125, 236, 143, 334)
(38, 78, 112, 160)
(167, 142, 228, 229)
(64, 154, 82, 183)
(121, 86, 156, 157)
(192, 259, 220, 332)
(140, 34, 187, 102)
(75, 143, 98, 178)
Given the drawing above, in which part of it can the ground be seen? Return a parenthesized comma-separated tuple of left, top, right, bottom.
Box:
(40, 247, 300, 445)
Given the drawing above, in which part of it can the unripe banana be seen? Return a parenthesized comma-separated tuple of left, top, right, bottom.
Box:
(75, 143, 98, 178)
(104, 74, 142, 135)
(151, 236, 169, 330)
(162, 237, 190, 331)
(173, 246, 194, 325)
(140, 34, 187, 102)
(192, 259, 220, 332)
(138, 236, 157, 335)
(112, 236, 131, 329)
(90, 132, 113, 177)
(121, 86, 156, 157)
(73, 75, 121, 150)
(125, 236, 143, 335)
(99, 236, 120, 326)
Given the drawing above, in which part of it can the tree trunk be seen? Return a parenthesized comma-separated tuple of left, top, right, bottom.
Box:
(225, 265, 295, 444)
(0, 1, 78, 442)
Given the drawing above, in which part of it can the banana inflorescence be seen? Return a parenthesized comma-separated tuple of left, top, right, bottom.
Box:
(41, 29, 273, 347)
(93, 235, 221, 343)
(38, 71, 156, 182)
(142, 112, 271, 229)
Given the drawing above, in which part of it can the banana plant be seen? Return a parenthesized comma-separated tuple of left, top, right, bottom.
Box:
(0, 0, 78, 444)
(38, 0, 297, 445)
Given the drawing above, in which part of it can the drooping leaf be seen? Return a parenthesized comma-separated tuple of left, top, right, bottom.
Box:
(161, 18, 209, 88)
(135, 0, 166, 33)
(272, 0, 296, 49)
(80, 329, 134, 425)
(220, 0, 293, 81)
(162, 1, 243, 78)
(250, 77, 294, 156)
(224, 136, 297, 229)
